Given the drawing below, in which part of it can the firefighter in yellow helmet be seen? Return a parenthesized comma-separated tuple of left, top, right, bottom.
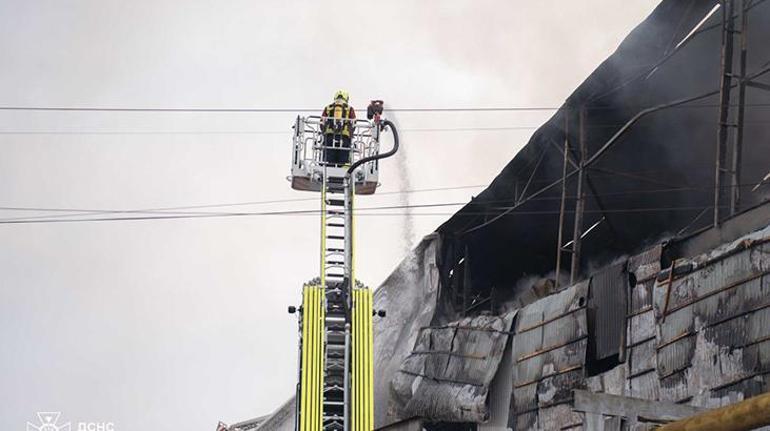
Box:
(320, 90, 356, 166)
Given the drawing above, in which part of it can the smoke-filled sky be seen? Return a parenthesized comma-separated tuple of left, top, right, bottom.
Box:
(0, 1, 660, 430)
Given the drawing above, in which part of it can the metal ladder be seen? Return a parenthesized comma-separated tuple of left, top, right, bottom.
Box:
(320, 166, 351, 431)
(296, 118, 391, 431)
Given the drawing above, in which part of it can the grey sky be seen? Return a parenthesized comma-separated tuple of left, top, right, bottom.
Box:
(1, 1, 659, 430)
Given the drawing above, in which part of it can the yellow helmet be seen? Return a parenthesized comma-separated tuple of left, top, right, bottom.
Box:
(334, 90, 349, 103)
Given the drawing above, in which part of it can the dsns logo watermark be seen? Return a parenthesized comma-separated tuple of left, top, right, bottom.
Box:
(27, 413, 70, 431)
(27, 412, 114, 431)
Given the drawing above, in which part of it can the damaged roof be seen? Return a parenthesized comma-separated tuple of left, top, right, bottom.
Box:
(437, 0, 770, 292)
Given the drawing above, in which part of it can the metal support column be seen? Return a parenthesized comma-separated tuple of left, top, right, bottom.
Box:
(714, 0, 736, 226)
(555, 109, 570, 291)
(570, 106, 587, 285)
(730, 0, 748, 215)
(462, 245, 471, 315)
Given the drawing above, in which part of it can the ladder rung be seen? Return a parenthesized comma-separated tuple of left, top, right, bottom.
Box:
(327, 235, 344, 240)
(326, 248, 344, 253)
(326, 223, 345, 228)
(324, 385, 345, 392)
(326, 199, 344, 206)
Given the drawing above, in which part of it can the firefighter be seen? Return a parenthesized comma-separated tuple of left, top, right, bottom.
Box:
(321, 90, 356, 166)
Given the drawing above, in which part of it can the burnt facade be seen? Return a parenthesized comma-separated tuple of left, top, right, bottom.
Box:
(504, 206, 770, 430)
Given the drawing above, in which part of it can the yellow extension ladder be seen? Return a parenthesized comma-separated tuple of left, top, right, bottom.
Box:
(298, 164, 374, 431)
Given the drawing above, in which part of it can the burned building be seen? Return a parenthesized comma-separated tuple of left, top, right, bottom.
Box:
(381, 205, 770, 430)
(247, 0, 770, 430)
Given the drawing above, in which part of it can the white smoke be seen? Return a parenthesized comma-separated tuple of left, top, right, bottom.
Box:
(385, 111, 416, 254)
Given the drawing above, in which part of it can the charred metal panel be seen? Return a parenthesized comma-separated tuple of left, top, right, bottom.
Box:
(392, 313, 516, 423)
(625, 247, 662, 402)
(627, 311, 655, 348)
(510, 281, 589, 430)
(658, 371, 689, 404)
(656, 335, 696, 379)
(482, 330, 515, 431)
(373, 235, 444, 428)
(588, 262, 628, 362)
(628, 245, 662, 314)
(651, 225, 770, 407)
(628, 338, 656, 378)
(573, 389, 705, 424)
(627, 368, 659, 401)
(537, 403, 582, 431)
(586, 363, 627, 397)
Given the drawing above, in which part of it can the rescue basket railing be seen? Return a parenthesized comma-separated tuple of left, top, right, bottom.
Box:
(291, 115, 380, 194)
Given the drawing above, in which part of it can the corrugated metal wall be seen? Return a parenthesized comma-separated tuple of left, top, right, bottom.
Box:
(509, 280, 589, 430)
(392, 313, 516, 423)
(498, 223, 770, 430)
(652, 226, 770, 406)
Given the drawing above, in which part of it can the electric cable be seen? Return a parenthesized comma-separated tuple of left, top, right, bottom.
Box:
(1, 103, 769, 114)
(0, 126, 544, 135)
(0, 181, 764, 224)
(0, 205, 737, 225)
(0, 184, 488, 222)
(0, 106, 561, 113)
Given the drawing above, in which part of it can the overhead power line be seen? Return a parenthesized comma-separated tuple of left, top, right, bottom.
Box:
(0, 106, 561, 113)
(0, 205, 733, 225)
(0, 184, 489, 222)
(6, 119, 770, 136)
(0, 126, 541, 136)
(1, 164, 765, 224)
(4, 120, 770, 137)
(1, 103, 769, 114)
(0, 181, 763, 225)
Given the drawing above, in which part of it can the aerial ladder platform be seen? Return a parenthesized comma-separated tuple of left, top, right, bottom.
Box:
(288, 101, 398, 431)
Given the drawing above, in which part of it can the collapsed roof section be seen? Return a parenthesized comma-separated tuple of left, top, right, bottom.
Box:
(437, 0, 770, 308)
